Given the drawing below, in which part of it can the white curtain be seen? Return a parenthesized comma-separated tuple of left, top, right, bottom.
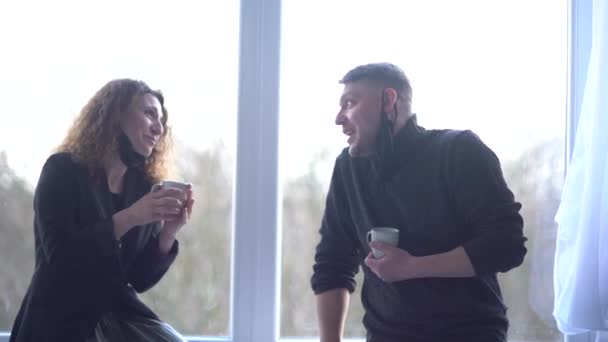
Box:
(554, 0, 608, 341)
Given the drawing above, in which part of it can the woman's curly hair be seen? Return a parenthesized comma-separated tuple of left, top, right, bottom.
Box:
(57, 79, 172, 183)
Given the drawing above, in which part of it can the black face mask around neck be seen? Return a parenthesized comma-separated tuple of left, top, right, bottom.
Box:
(118, 131, 146, 168)
(376, 110, 394, 153)
(374, 92, 396, 162)
(373, 111, 395, 167)
(371, 93, 397, 179)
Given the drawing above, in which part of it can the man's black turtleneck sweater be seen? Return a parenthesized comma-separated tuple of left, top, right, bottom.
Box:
(311, 115, 527, 342)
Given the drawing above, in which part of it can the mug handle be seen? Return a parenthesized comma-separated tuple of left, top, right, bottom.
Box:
(151, 183, 163, 193)
(366, 230, 372, 244)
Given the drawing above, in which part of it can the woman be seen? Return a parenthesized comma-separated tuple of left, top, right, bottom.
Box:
(10, 79, 194, 341)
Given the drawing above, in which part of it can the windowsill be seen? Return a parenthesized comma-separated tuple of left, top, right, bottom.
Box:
(1, 334, 575, 342)
(0, 335, 368, 342)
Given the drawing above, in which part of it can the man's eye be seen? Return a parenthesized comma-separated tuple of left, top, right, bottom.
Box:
(345, 100, 354, 108)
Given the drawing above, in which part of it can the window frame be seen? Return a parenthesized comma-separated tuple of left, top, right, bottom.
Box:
(0, 0, 583, 341)
(562, 0, 593, 340)
(566, 0, 590, 163)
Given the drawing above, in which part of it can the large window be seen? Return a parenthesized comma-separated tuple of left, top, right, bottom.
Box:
(0, 0, 239, 336)
(279, 1, 567, 341)
(1, 0, 582, 341)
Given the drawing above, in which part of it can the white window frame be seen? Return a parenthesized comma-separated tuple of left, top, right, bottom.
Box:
(562, 1, 592, 342)
(0, 0, 583, 341)
(567, 0, 591, 163)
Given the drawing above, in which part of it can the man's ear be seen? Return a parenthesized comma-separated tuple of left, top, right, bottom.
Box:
(382, 88, 398, 121)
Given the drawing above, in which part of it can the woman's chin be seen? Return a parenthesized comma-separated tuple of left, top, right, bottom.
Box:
(136, 147, 154, 158)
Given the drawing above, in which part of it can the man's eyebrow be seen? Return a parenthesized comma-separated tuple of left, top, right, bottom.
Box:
(340, 92, 356, 103)
(143, 105, 159, 113)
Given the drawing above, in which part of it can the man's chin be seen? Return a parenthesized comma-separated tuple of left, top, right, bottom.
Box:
(348, 145, 371, 157)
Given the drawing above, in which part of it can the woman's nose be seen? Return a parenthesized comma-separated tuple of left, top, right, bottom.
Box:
(152, 120, 163, 135)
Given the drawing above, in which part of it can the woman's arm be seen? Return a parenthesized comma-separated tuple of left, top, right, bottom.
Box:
(35, 154, 121, 270)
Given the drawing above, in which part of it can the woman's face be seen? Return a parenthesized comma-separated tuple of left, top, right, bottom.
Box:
(121, 93, 164, 157)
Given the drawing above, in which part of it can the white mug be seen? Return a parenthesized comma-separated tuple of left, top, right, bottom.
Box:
(366, 227, 399, 258)
(151, 180, 190, 209)
(151, 180, 190, 193)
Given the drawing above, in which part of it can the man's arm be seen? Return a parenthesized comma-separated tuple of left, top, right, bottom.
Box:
(416, 246, 474, 277)
(366, 131, 525, 282)
(365, 242, 475, 282)
(311, 154, 360, 340)
(449, 131, 527, 275)
(317, 288, 350, 342)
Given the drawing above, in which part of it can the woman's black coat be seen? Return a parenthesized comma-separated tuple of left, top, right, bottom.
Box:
(10, 153, 178, 342)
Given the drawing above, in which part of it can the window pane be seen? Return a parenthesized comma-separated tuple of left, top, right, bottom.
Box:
(279, 0, 567, 340)
(0, 0, 238, 335)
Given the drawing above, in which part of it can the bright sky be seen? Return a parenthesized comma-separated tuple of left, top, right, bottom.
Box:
(0, 0, 567, 188)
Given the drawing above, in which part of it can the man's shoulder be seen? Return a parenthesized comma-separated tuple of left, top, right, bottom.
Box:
(427, 128, 476, 143)
(328, 147, 348, 168)
(424, 128, 488, 152)
(326, 148, 355, 181)
(425, 129, 502, 170)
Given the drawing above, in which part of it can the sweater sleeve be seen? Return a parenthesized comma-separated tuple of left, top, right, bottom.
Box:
(311, 155, 360, 294)
(447, 131, 527, 275)
(34, 153, 121, 271)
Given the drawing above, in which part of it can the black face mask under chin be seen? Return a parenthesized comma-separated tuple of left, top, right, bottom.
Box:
(118, 131, 146, 168)
(371, 111, 395, 176)
(375, 110, 395, 158)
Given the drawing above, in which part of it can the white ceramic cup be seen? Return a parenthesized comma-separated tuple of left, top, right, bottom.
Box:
(151, 181, 190, 211)
(151, 180, 190, 193)
(366, 227, 399, 258)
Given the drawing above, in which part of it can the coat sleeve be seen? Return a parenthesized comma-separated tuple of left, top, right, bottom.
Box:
(126, 229, 179, 293)
(311, 155, 360, 294)
(34, 153, 121, 272)
(447, 131, 527, 276)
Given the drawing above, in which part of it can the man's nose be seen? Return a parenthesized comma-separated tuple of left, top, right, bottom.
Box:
(335, 111, 345, 125)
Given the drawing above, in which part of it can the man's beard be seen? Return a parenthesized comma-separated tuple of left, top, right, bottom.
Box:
(347, 110, 394, 159)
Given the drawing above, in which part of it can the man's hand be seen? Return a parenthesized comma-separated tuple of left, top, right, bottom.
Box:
(364, 241, 423, 282)
(364, 241, 477, 282)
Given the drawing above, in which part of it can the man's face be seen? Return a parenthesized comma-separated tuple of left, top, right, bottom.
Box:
(336, 81, 382, 156)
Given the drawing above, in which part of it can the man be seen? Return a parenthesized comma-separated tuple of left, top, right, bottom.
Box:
(311, 63, 527, 342)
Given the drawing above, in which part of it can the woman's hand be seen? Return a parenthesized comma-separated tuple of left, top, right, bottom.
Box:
(158, 184, 194, 254)
(112, 187, 185, 240)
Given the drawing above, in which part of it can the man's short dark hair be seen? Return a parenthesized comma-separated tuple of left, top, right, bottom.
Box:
(339, 62, 412, 102)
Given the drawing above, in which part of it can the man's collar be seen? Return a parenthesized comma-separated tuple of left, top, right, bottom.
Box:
(378, 113, 426, 180)
(393, 114, 425, 147)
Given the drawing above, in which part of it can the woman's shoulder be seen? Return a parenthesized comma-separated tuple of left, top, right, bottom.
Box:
(39, 152, 90, 180)
(43, 152, 79, 169)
